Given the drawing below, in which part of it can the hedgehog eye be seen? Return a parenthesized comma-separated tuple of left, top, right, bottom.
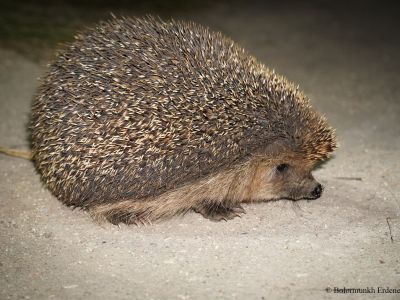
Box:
(276, 163, 289, 173)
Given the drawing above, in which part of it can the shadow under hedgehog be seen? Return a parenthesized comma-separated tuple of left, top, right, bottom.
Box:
(31, 16, 337, 225)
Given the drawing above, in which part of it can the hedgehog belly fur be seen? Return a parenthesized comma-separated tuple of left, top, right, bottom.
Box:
(89, 160, 253, 224)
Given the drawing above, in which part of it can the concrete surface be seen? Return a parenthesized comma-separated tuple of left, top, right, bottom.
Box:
(1, 3, 399, 300)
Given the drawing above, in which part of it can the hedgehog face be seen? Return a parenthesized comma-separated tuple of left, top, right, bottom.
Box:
(271, 162, 323, 201)
(249, 156, 323, 202)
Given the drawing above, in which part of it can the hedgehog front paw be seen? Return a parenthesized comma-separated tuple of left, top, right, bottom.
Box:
(194, 202, 246, 222)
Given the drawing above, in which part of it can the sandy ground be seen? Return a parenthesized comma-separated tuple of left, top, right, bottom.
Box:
(1, 3, 399, 300)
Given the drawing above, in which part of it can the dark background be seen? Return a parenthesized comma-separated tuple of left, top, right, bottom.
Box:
(1, 0, 399, 61)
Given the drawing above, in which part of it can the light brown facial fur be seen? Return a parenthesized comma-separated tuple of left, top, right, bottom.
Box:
(246, 156, 322, 202)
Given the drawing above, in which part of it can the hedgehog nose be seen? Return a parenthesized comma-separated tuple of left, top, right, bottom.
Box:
(311, 183, 323, 199)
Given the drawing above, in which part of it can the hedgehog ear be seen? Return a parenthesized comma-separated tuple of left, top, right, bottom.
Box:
(263, 139, 290, 156)
(294, 133, 302, 145)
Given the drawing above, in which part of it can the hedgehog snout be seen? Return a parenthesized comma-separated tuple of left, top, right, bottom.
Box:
(310, 183, 323, 199)
(304, 181, 324, 200)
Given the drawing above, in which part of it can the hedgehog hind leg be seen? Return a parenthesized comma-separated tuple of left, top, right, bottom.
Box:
(88, 200, 178, 225)
(193, 201, 246, 222)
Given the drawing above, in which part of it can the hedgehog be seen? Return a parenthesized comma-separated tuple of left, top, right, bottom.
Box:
(30, 16, 337, 225)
